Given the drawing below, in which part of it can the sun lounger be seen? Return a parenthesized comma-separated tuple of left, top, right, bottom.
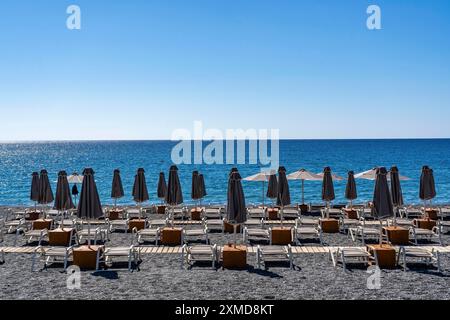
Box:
(183, 223, 209, 244)
(339, 217, 360, 233)
(3, 217, 26, 234)
(256, 245, 293, 270)
(96, 229, 140, 271)
(397, 247, 441, 272)
(247, 207, 266, 219)
(404, 208, 423, 219)
(14, 226, 49, 246)
(107, 217, 130, 233)
(294, 218, 322, 245)
(330, 247, 372, 271)
(32, 246, 73, 271)
(182, 244, 218, 269)
(136, 220, 164, 244)
(243, 219, 270, 244)
(320, 208, 342, 219)
(349, 221, 385, 245)
(409, 226, 442, 245)
(281, 208, 299, 220)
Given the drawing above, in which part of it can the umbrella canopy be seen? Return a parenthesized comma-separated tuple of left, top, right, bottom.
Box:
(419, 165, 436, 201)
(198, 174, 207, 198)
(191, 171, 202, 200)
(372, 167, 394, 219)
(321, 167, 336, 203)
(54, 170, 75, 211)
(266, 173, 278, 199)
(317, 172, 344, 181)
(111, 169, 124, 199)
(345, 171, 357, 202)
(133, 168, 149, 203)
(38, 169, 54, 205)
(390, 166, 404, 207)
(77, 168, 103, 219)
(243, 170, 275, 206)
(355, 168, 410, 181)
(30, 172, 40, 202)
(166, 165, 183, 205)
(157, 172, 167, 199)
(67, 173, 83, 184)
(277, 166, 291, 207)
(226, 170, 247, 224)
(287, 168, 321, 204)
(71, 184, 79, 196)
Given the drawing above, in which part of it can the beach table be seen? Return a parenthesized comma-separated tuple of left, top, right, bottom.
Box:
(367, 244, 396, 269)
(342, 208, 358, 220)
(48, 228, 74, 246)
(73, 245, 104, 270)
(383, 226, 409, 245)
(424, 208, 438, 220)
(223, 220, 241, 233)
(414, 219, 437, 230)
(320, 218, 340, 233)
(267, 208, 279, 220)
(161, 227, 183, 245)
(32, 219, 53, 230)
(156, 205, 167, 214)
(190, 208, 203, 221)
(271, 227, 292, 245)
(299, 204, 308, 214)
(108, 209, 124, 220)
(222, 244, 247, 269)
(128, 219, 146, 231)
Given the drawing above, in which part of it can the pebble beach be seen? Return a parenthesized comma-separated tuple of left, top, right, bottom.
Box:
(1, 207, 449, 300)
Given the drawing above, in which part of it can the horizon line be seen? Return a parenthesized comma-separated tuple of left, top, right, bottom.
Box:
(1, 137, 450, 143)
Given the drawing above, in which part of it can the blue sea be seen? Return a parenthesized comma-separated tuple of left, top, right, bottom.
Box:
(0, 140, 449, 206)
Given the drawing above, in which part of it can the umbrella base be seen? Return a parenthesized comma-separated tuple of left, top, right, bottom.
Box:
(383, 226, 409, 245)
(26, 211, 41, 221)
(271, 227, 292, 245)
(161, 227, 183, 245)
(320, 218, 339, 233)
(73, 245, 104, 270)
(128, 219, 146, 232)
(424, 209, 438, 220)
(367, 244, 396, 269)
(222, 245, 247, 269)
(343, 208, 358, 220)
(156, 205, 166, 214)
(190, 208, 202, 221)
(108, 209, 123, 220)
(32, 219, 53, 230)
(224, 221, 241, 233)
(48, 228, 74, 246)
(414, 219, 436, 230)
(299, 204, 308, 214)
(267, 208, 279, 220)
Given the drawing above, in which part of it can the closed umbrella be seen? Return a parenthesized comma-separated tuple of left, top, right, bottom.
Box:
(157, 172, 167, 203)
(198, 174, 207, 205)
(191, 171, 202, 204)
(166, 165, 183, 223)
(286, 169, 321, 205)
(372, 167, 394, 244)
(38, 169, 54, 217)
(243, 170, 274, 206)
(54, 170, 74, 211)
(54, 171, 74, 227)
(419, 165, 436, 210)
(77, 168, 103, 246)
(227, 169, 246, 244)
(30, 172, 40, 212)
(345, 171, 357, 209)
(322, 167, 335, 218)
(389, 166, 404, 220)
(266, 173, 278, 207)
(133, 168, 149, 219)
(111, 169, 124, 209)
(277, 166, 291, 226)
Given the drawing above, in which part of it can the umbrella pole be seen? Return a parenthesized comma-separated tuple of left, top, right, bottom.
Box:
(262, 181, 265, 208)
(302, 180, 304, 204)
(233, 224, 237, 246)
(280, 206, 284, 228)
(88, 219, 91, 248)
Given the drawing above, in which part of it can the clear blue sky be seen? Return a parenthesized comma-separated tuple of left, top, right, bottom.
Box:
(0, 0, 449, 140)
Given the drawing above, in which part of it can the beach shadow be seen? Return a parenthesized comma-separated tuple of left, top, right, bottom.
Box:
(187, 261, 218, 270)
(246, 265, 284, 278)
(91, 270, 119, 279)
